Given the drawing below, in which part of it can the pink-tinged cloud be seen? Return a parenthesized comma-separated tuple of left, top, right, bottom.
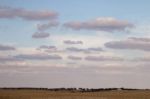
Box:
(63, 17, 134, 32)
(64, 40, 83, 45)
(0, 44, 15, 51)
(105, 37, 150, 51)
(85, 56, 124, 61)
(32, 32, 50, 39)
(37, 21, 59, 31)
(0, 6, 58, 21)
(68, 55, 82, 60)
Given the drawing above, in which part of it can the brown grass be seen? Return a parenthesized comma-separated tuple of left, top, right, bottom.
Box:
(0, 89, 150, 99)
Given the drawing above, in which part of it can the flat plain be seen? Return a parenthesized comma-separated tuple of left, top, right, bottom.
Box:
(0, 89, 150, 99)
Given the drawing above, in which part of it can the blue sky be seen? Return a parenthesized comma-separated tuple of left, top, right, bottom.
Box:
(1, 0, 150, 18)
(0, 0, 150, 88)
(1, 0, 149, 46)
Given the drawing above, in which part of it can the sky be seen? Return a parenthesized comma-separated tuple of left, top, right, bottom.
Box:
(0, 0, 150, 89)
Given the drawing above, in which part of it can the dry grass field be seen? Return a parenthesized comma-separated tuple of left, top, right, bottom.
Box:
(0, 89, 150, 99)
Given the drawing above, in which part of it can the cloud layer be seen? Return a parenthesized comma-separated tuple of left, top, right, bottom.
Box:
(0, 56, 21, 62)
(63, 17, 134, 32)
(15, 54, 62, 60)
(85, 56, 124, 61)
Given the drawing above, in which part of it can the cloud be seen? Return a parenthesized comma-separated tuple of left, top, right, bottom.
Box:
(128, 37, 150, 42)
(105, 37, 150, 51)
(87, 47, 103, 52)
(37, 21, 59, 31)
(66, 47, 104, 53)
(0, 44, 15, 51)
(64, 40, 83, 45)
(38, 45, 57, 50)
(32, 32, 50, 39)
(0, 6, 58, 21)
(15, 54, 62, 60)
(63, 17, 134, 32)
(132, 57, 150, 62)
(37, 45, 58, 53)
(68, 55, 82, 60)
(0, 56, 22, 62)
(66, 47, 87, 53)
(85, 56, 124, 61)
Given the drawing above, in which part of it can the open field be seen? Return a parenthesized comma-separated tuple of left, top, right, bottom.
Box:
(0, 89, 150, 99)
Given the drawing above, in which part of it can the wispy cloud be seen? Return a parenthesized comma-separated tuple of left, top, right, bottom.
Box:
(63, 17, 134, 32)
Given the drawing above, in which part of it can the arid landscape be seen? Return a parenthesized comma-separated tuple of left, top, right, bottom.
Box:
(0, 88, 150, 99)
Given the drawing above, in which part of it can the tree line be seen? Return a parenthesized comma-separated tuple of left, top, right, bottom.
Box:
(0, 87, 149, 92)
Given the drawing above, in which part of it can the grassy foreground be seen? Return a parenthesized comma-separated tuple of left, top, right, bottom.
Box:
(0, 89, 150, 99)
